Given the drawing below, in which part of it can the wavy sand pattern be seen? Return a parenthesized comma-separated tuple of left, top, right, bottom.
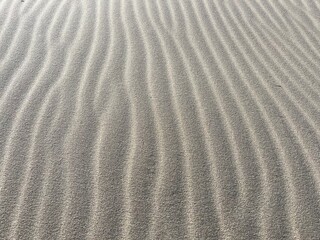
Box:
(1, 0, 320, 239)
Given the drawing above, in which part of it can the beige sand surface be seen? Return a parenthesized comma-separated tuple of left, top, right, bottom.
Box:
(1, 0, 320, 239)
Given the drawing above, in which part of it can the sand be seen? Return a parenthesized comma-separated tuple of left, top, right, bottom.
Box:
(0, 0, 320, 239)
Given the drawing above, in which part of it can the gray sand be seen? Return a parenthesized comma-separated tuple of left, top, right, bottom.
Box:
(1, 0, 320, 239)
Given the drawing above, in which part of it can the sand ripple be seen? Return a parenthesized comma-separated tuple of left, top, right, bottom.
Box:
(1, 0, 320, 239)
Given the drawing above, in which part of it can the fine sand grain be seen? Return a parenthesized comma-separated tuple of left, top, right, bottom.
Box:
(1, 0, 320, 239)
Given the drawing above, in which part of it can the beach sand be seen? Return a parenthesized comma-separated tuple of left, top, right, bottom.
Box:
(1, 0, 320, 239)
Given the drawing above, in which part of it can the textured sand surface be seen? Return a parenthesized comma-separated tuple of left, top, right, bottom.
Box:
(1, 0, 320, 239)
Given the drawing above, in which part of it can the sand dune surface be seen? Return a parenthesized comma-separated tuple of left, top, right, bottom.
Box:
(1, 0, 320, 239)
